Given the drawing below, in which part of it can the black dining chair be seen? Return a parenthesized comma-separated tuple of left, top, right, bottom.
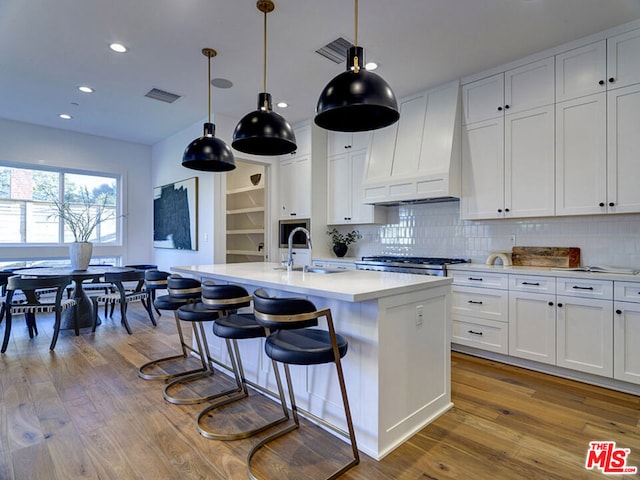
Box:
(248, 288, 359, 480)
(1, 274, 76, 353)
(91, 270, 155, 334)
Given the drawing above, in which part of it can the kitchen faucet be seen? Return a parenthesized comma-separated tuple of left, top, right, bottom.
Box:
(287, 227, 312, 268)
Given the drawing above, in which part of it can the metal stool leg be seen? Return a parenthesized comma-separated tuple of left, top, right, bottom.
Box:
(196, 340, 290, 441)
(138, 310, 209, 381)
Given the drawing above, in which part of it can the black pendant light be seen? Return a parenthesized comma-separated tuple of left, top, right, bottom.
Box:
(182, 48, 236, 172)
(232, 0, 297, 156)
(315, 0, 399, 132)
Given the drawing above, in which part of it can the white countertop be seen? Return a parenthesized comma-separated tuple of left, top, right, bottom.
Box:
(172, 262, 451, 302)
(448, 263, 640, 282)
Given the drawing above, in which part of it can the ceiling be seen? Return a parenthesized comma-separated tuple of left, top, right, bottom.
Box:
(2, 0, 640, 146)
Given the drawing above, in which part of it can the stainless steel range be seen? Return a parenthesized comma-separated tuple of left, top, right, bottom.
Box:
(355, 256, 470, 276)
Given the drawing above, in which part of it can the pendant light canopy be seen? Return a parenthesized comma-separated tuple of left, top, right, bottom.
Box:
(182, 48, 236, 172)
(232, 0, 297, 156)
(314, 0, 399, 132)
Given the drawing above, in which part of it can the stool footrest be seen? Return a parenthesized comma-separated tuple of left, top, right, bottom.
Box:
(163, 370, 243, 406)
(137, 354, 208, 381)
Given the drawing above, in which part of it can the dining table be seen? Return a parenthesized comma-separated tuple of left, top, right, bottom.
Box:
(16, 266, 133, 330)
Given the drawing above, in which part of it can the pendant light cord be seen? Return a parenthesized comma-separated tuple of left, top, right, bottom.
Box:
(353, 0, 360, 73)
(207, 53, 212, 124)
(263, 7, 268, 110)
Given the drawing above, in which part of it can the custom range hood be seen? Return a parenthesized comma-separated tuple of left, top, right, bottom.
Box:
(361, 79, 462, 205)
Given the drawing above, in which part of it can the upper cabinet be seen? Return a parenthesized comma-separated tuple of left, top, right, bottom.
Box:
(362, 79, 462, 204)
(556, 41, 607, 102)
(327, 131, 386, 225)
(279, 124, 312, 219)
(607, 28, 640, 90)
(462, 57, 555, 124)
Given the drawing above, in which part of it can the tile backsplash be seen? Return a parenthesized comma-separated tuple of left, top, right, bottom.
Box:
(346, 200, 640, 268)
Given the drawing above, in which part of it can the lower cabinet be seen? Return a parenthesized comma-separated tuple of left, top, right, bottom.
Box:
(613, 283, 640, 385)
(509, 290, 556, 365)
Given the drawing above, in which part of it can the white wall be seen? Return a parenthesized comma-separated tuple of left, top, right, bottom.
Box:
(0, 117, 152, 264)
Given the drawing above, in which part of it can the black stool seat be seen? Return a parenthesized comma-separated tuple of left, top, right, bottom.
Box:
(177, 302, 221, 322)
(265, 329, 348, 365)
(154, 294, 191, 311)
(213, 313, 265, 340)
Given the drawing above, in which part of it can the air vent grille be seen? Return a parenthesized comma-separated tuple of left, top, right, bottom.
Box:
(316, 37, 353, 64)
(144, 88, 181, 103)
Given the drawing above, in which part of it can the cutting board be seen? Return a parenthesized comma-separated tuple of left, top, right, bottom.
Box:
(511, 247, 580, 268)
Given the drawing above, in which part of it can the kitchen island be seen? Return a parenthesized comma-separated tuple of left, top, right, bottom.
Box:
(172, 262, 452, 460)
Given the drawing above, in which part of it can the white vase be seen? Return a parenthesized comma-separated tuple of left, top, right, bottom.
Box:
(69, 242, 93, 271)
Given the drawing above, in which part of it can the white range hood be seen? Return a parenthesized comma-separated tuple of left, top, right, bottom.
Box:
(361, 79, 461, 205)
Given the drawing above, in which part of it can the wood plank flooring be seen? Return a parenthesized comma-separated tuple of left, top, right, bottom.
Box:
(1, 302, 639, 479)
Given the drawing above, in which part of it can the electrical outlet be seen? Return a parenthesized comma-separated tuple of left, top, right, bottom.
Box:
(416, 305, 424, 326)
(510, 234, 517, 245)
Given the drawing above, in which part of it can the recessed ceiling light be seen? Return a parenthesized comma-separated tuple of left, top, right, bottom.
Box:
(59, 114, 73, 120)
(211, 78, 233, 89)
(365, 62, 378, 71)
(78, 86, 94, 93)
(277, 102, 288, 108)
(109, 43, 127, 53)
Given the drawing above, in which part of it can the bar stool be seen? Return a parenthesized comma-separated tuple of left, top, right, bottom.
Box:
(249, 288, 359, 480)
(137, 275, 205, 381)
(163, 282, 243, 405)
(196, 284, 289, 441)
(144, 269, 169, 317)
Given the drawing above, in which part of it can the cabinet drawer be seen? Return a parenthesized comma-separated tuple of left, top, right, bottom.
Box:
(450, 271, 509, 289)
(509, 275, 555, 293)
(614, 281, 640, 303)
(452, 317, 508, 354)
(452, 286, 508, 322)
(556, 277, 613, 299)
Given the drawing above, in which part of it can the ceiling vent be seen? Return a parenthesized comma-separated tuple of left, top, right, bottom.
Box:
(144, 88, 181, 103)
(315, 37, 353, 64)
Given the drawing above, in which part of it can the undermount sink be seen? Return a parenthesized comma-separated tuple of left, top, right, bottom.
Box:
(273, 265, 346, 274)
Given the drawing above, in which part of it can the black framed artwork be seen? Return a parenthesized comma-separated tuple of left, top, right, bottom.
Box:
(153, 177, 198, 250)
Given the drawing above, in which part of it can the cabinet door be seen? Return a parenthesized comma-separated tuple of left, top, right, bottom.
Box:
(327, 153, 351, 224)
(462, 73, 504, 124)
(327, 132, 352, 156)
(614, 302, 640, 385)
(292, 154, 311, 218)
(504, 105, 555, 217)
(461, 117, 504, 219)
(607, 28, 640, 90)
(555, 93, 607, 216)
(556, 296, 613, 377)
(279, 157, 295, 217)
(555, 41, 606, 102)
(509, 291, 556, 364)
(607, 84, 640, 213)
(504, 57, 555, 114)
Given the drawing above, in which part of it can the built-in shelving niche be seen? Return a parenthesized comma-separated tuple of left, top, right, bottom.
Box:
(226, 161, 266, 263)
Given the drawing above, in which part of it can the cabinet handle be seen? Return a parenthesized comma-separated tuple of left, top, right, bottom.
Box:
(504, 104, 510, 110)
(468, 330, 483, 336)
(609, 202, 615, 207)
(599, 80, 605, 85)
(609, 77, 615, 83)
(557, 303, 563, 307)
(468, 300, 483, 305)
(497, 208, 503, 213)
(504, 208, 510, 212)
(468, 277, 483, 281)
(599, 202, 605, 207)
(497, 106, 503, 111)
(548, 301, 554, 306)
(522, 282, 540, 286)
(616, 309, 622, 315)
(572, 285, 594, 290)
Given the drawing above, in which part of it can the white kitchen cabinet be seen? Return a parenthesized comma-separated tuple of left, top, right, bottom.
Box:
(607, 28, 640, 91)
(613, 281, 640, 385)
(508, 275, 556, 365)
(555, 41, 607, 102)
(555, 93, 607, 216)
(327, 131, 385, 225)
(461, 105, 554, 220)
(279, 154, 310, 218)
(607, 84, 640, 213)
(462, 57, 554, 124)
(451, 271, 509, 354)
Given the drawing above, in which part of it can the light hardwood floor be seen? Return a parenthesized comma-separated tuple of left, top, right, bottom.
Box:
(1, 302, 639, 479)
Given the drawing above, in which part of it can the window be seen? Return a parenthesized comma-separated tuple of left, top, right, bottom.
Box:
(0, 165, 118, 244)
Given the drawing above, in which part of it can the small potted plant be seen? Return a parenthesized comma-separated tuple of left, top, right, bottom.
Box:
(327, 228, 362, 258)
